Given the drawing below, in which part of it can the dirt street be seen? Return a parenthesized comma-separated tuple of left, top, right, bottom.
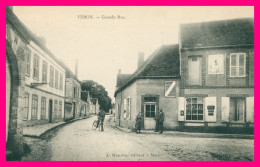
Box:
(22, 115, 254, 161)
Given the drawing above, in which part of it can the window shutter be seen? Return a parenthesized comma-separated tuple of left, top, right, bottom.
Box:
(128, 98, 131, 120)
(221, 97, 230, 122)
(178, 97, 185, 121)
(124, 98, 127, 111)
(246, 97, 254, 123)
(205, 97, 217, 122)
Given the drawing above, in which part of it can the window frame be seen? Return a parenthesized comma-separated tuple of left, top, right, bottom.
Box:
(31, 94, 38, 120)
(33, 54, 40, 80)
(55, 70, 59, 89)
(144, 102, 156, 118)
(23, 92, 29, 120)
(49, 66, 54, 87)
(54, 100, 58, 119)
(59, 73, 63, 91)
(25, 50, 31, 77)
(185, 97, 204, 122)
(230, 97, 246, 123)
(230, 53, 246, 78)
(41, 97, 47, 120)
(59, 101, 63, 118)
(42, 60, 48, 83)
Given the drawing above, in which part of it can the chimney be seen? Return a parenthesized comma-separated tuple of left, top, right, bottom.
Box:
(118, 69, 121, 74)
(75, 59, 78, 77)
(138, 52, 144, 67)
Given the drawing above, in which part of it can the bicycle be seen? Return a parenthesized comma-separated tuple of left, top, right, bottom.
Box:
(92, 120, 103, 131)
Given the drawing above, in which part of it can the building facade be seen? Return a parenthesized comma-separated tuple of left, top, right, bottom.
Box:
(115, 18, 254, 132)
(114, 45, 181, 130)
(6, 7, 67, 159)
(178, 18, 254, 131)
(6, 8, 66, 127)
(64, 74, 82, 121)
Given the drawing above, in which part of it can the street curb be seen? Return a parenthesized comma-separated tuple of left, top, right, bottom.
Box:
(112, 125, 254, 139)
(23, 116, 93, 139)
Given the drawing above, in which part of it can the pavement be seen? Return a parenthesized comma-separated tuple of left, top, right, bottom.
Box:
(112, 123, 254, 140)
(22, 115, 254, 161)
(22, 116, 91, 138)
(22, 114, 254, 140)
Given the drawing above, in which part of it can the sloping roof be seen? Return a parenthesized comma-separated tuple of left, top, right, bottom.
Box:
(116, 74, 132, 88)
(180, 18, 254, 49)
(6, 7, 82, 83)
(114, 44, 180, 97)
(6, 7, 67, 71)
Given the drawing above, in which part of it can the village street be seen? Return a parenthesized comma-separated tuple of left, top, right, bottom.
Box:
(22, 115, 254, 161)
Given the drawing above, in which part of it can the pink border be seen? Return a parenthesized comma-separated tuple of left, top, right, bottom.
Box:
(0, 0, 257, 167)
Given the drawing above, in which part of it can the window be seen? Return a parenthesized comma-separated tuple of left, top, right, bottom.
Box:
(54, 100, 58, 119)
(188, 56, 202, 85)
(23, 92, 29, 120)
(74, 87, 76, 98)
(55, 70, 59, 89)
(49, 66, 54, 87)
(41, 97, 47, 119)
(230, 53, 246, 77)
(31, 94, 38, 120)
(33, 54, 40, 80)
(145, 104, 156, 118)
(230, 97, 245, 122)
(126, 98, 131, 119)
(42, 61, 48, 83)
(59, 73, 63, 91)
(186, 98, 203, 121)
(59, 101, 63, 118)
(25, 50, 31, 76)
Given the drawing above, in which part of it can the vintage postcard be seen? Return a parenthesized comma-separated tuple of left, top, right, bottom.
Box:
(5, 5, 254, 164)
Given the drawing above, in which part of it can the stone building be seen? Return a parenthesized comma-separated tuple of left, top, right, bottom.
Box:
(63, 65, 82, 121)
(6, 6, 67, 159)
(114, 18, 254, 132)
(114, 45, 180, 130)
(178, 18, 254, 131)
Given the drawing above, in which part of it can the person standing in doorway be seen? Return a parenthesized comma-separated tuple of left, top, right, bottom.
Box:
(158, 109, 165, 133)
(135, 112, 142, 134)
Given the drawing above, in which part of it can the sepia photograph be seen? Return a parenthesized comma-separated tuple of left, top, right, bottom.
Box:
(5, 6, 254, 161)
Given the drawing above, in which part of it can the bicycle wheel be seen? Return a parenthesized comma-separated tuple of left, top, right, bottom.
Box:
(92, 121, 98, 130)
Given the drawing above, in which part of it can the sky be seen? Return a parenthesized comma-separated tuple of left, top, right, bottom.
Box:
(13, 6, 254, 101)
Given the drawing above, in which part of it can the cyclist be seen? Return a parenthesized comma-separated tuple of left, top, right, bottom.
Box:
(97, 110, 106, 131)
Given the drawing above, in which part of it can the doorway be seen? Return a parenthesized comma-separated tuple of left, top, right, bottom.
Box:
(49, 100, 53, 123)
(144, 103, 157, 129)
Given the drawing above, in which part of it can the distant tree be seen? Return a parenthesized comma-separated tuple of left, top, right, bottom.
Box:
(81, 80, 112, 112)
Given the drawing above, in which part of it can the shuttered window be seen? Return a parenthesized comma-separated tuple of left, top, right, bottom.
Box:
(49, 66, 54, 87)
(33, 54, 39, 80)
(23, 92, 29, 120)
(31, 94, 38, 120)
(42, 61, 48, 83)
(41, 97, 47, 119)
(186, 98, 203, 121)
